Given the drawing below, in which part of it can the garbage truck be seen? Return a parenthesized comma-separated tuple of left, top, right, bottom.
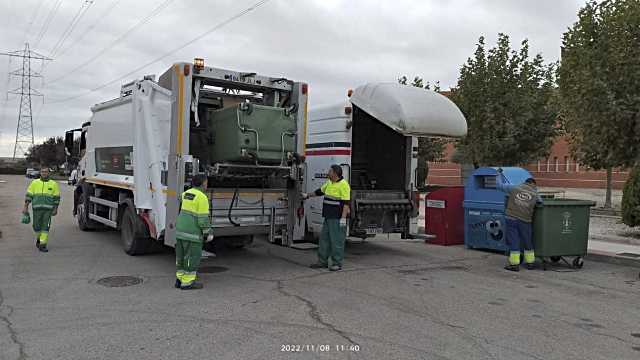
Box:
(65, 59, 308, 254)
(302, 83, 467, 240)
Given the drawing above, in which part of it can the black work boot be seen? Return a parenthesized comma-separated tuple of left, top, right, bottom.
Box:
(309, 263, 328, 269)
(174, 279, 181, 289)
(504, 264, 520, 272)
(180, 282, 204, 290)
(39, 245, 48, 253)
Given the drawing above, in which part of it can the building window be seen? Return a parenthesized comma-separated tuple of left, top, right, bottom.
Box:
(546, 158, 551, 173)
(576, 162, 580, 172)
(554, 157, 559, 172)
(537, 161, 541, 172)
(564, 156, 569, 172)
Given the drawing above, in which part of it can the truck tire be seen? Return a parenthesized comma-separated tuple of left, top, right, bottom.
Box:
(121, 205, 151, 255)
(77, 184, 99, 231)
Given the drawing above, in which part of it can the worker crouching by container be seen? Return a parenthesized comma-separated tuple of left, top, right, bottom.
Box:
(175, 174, 213, 290)
(496, 168, 542, 272)
(302, 165, 351, 271)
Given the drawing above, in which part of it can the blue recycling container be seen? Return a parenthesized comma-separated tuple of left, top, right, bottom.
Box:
(463, 167, 533, 252)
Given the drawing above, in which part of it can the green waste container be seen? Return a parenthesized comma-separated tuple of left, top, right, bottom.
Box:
(532, 199, 596, 269)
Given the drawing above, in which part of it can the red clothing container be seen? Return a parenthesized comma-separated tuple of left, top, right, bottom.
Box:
(425, 186, 464, 246)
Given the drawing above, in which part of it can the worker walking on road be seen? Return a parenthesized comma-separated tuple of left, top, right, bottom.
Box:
(496, 168, 542, 271)
(302, 164, 351, 271)
(23, 167, 60, 253)
(175, 174, 212, 290)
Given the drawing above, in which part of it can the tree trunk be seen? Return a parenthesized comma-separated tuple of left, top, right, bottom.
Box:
(604, 167, 613, 209)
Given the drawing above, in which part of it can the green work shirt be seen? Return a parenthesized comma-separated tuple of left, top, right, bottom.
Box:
(175, 187, 210, 242)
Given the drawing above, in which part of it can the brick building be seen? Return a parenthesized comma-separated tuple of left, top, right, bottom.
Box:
(427, 136, 629, 189)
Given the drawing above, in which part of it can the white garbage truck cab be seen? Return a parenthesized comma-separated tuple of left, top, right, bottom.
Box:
(65, 60, 308, 254)
(300, 83, 467, 240)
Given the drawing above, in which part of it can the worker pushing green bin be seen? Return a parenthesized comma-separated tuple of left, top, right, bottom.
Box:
(532, 199, 596, 269)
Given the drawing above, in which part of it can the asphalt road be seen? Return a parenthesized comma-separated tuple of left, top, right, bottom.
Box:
(1, 175, 640, 360)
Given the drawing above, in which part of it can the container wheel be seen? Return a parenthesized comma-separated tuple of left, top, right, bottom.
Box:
(550, 256, 561, 263)
(121, 205, 151, 255)
(572, 257, 584, 269)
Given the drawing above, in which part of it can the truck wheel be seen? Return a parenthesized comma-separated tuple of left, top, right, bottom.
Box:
(121, 205, 151, 255)
(77, 185, 99, 231)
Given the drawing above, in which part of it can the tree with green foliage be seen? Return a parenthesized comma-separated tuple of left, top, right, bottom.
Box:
(622, 167, 640, 227)
(559, 0, 640, 209)
(450, 34, 558, 168)
(25, 137, 66, 168)
(398, 75, 448, 188)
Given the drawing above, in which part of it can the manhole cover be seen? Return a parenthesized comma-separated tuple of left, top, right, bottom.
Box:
(96, 276, 143, 287)
(199, 266, 228, 274)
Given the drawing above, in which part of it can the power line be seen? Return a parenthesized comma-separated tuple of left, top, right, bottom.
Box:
(48, 1, 95, 58)
(54, 0, 124, 60)
(23, 0, 46, 43)
(47, 0, 176, 84)
(46, 0, 272, 104)
(34, 0, 64, 49)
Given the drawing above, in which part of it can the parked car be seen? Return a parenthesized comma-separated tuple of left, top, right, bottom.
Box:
(25, 168, 39, 178)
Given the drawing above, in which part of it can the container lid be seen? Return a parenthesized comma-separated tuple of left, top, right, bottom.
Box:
(464, 167, 533, 204)
(349, 83, 467, 137)
(470, 167, 533, 185)
(538, 199, 597, 206)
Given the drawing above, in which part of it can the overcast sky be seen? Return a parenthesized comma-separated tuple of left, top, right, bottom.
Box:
(0, 0, 585, 157)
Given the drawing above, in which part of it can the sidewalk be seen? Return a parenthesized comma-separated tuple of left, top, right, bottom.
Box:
(540, 186, 623, 210)
(588, 214, 640, 267)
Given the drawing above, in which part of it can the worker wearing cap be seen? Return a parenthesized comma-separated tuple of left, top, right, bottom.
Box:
(23, 167, 60, 253)
(302, 164, 351, 271)
(175, 174, 212, 290)
(496, 168, 542, 271)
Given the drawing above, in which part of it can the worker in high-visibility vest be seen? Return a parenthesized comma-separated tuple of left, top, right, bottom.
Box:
(175, 174, 212, 290)
(23, 167, 60, 253)
(303, 164, 351, 271)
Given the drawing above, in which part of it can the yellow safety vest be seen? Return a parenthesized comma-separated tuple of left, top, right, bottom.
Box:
(175, 188, 210, 242)
(320, 178, 351, 218)
(26, 178, 60, 210)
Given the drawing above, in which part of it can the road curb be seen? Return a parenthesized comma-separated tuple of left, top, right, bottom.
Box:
(590, 235, 640, 246)
(586, 251, 640, 268)
(591, 208, 622, 217)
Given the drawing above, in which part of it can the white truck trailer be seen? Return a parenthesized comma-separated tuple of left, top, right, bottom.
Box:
(302, 83, 467, 240)
(65, 60, 308, 254)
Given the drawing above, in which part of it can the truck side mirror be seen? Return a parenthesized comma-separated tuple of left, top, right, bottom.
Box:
(64, 131, 75, 157)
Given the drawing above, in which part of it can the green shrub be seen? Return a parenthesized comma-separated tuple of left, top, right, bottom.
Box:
(622, 167, 640, 227)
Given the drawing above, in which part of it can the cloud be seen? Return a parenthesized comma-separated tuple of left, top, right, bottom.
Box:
(0, 0, 584, 156)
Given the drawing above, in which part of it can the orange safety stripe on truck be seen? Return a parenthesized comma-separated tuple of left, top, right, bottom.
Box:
(175, 64, 185, 155)
(85, 177, 134, 190)
(303, 93, 309, 151)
